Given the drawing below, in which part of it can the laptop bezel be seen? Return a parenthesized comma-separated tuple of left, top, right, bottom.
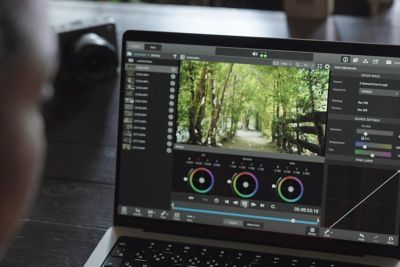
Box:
(115, 30, 400, 259)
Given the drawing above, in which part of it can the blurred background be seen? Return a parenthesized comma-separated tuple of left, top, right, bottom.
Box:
(53, 0, 395, 17)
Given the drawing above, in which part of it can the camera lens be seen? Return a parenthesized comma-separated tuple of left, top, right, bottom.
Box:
(71, 33, 117, 84)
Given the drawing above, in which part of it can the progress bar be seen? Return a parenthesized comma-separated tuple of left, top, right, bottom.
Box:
(173, 206, 318, 225)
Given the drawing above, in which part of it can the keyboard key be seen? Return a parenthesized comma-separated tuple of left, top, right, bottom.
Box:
(102, 256, 122, 267)
(111, 246, 126, 258)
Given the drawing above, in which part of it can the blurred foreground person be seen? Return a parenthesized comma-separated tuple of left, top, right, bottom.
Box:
(0, 0, 57, 257)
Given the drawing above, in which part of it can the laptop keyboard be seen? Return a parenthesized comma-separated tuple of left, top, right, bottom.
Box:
(101, 236, 379, 267)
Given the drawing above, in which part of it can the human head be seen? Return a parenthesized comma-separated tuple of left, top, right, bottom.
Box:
(0, 0, 57, 255)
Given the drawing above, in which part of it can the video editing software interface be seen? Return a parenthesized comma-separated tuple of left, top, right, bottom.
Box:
(118, 40, 400, 246)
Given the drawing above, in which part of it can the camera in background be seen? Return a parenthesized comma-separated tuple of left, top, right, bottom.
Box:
(43, 18, 118, 126)
(54, 18, 118, 89)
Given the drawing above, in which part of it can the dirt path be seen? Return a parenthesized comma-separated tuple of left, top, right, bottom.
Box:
(223, 129, 277, 152)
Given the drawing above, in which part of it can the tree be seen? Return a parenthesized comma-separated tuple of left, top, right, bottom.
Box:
(187, 62, 208, 144)
(205, 63, 234, 146)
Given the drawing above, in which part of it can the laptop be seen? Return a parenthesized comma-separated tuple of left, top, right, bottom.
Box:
(84, 30, 400, 267)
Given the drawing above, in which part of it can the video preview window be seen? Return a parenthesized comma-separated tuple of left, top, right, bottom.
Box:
(176, 61, 330, 156)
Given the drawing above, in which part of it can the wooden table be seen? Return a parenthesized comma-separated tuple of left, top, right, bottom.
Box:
(1, 1, 400, 266)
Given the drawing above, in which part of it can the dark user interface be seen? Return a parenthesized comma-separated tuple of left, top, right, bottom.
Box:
(118, 41, 400, 246)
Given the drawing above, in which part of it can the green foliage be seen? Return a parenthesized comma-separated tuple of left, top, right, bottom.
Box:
(177, 60, 329, 156)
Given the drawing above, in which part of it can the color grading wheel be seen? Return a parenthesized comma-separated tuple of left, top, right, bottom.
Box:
(188, 167, 215, 194)
(232, 172, 259, 198)
(277, 176, 304, 203)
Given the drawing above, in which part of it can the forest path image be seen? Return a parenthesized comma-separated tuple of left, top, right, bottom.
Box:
(177, 61, 329, 156)
(224, 129, 277, 152)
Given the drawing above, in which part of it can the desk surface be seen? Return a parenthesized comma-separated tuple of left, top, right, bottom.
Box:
(1, 1, 400, 266)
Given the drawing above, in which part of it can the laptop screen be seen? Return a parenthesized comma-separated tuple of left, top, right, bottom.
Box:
(117, 34, 400, 248)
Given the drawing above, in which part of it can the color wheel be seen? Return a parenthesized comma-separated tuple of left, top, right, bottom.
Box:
(277, 176, 304, 203)
(189, 167, 215, 194)
(232, 172, 259, 198)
